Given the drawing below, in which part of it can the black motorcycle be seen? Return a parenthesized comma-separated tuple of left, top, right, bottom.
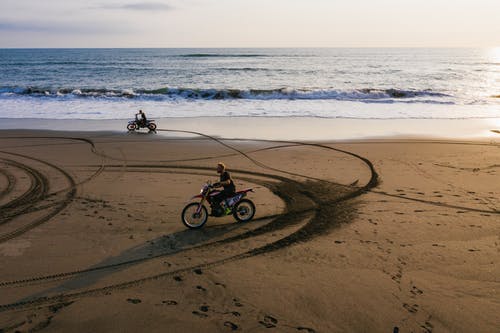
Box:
(127, 116, 157, 132)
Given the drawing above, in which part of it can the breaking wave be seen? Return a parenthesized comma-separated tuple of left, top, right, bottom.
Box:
(178, 53, 267, 58)
(0, 86, 452, 103)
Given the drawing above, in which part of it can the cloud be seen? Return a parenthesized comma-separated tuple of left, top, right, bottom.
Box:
(0, 20, 128, 34)
(99, 2, 173, 11)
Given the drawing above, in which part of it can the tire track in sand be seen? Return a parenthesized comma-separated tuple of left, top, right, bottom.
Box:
(0, 130, 377, 311)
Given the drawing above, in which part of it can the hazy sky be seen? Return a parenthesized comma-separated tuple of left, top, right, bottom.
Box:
(1, 0, 499, 48)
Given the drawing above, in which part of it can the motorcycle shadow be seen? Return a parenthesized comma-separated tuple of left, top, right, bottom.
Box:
(17, 222, 251, 303)
(127, 130, 156, 135)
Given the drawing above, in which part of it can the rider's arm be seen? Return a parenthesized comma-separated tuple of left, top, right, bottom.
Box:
(213, 179, 230, 188)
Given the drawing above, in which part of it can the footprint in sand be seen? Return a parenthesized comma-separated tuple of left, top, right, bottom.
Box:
(196, 285, 207, 292)
(162, 300, 178, 305)
(421, 321, 434, 333)
(173, 276, 183, 282)
(224, 321, 239, 331)
(126, 298, 141, 304)
(194, 268, 203, 275)
(297, 327, 316, 333)
(192, 311, 208, 318)
(403, 303, 419, 313)
(391, 273, 402, 283)
(410, 286, 424, 296)
(259, 315, 278, 328)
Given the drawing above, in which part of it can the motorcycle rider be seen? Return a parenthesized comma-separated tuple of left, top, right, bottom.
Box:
(135, 109, 147, 127)
(212, 162, 236, 215)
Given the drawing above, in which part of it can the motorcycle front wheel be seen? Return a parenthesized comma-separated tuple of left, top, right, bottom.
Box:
(127, 123, 136, 131)
(181, 203, 208, 229)
(233, 199, 255, 222)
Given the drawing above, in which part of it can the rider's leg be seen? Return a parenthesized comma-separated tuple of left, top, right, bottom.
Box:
(221, 190, 235, 214)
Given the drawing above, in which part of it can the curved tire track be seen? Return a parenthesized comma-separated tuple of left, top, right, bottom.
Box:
(0, 167, 16, 201)
(0, 153, 76, 244)
(0, 136, 108, 243)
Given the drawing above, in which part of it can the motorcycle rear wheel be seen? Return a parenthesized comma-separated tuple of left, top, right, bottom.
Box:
(233, 199, 255, 222)
(182, 203, 208, 229)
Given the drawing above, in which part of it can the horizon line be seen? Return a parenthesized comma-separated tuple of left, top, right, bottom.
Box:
(0, 46, 497, 49)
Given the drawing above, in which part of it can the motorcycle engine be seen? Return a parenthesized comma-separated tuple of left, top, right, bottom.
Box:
(211, 206, 223, 217)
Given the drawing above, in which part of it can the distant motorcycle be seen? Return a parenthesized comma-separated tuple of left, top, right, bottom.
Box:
(181, 181, 256, 229)
(127, 117, 157, 132)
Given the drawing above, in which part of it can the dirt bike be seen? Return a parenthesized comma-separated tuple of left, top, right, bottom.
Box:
(127, 117, 157, 132)
(181, 181, 256, 229)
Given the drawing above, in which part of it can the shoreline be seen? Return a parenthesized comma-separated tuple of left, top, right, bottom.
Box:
(0, 117, 499, 141)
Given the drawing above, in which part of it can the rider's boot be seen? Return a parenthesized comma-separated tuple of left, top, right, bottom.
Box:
(221, 200, 231, 215)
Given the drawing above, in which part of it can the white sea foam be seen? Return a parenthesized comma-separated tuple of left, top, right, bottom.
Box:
(0, 98, 499, 120)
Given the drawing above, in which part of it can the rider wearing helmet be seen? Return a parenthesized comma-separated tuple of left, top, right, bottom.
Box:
(212, 162, 236, 215)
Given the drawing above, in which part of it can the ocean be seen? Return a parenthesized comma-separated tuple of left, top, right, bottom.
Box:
(0, 48, 499, 120)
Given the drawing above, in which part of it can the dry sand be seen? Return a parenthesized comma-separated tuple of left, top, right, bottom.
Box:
(0, 129, 499, 332)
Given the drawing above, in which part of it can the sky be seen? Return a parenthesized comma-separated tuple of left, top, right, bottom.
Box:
(1, 0, 499, 48)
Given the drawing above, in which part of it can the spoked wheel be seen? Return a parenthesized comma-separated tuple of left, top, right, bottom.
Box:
(127, 123, 137, 131)
(181, 203, 208, 229)
(148, 122, 157, 131)
(233, 199, 255, 222)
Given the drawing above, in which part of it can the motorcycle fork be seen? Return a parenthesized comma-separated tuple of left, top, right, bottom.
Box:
(195, 197, 206, 214)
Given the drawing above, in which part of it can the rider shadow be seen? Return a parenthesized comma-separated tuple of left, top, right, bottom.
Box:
(18, 221, 248, 303)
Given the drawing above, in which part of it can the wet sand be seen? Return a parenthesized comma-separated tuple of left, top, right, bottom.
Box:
(1, 117, 499, 141)
(0, 129, 499, 332)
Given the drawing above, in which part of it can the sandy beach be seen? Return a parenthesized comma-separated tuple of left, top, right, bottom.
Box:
(0, 126, 499, 332)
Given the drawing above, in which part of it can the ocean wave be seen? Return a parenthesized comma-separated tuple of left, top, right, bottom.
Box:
(0, 86, 452, 102)
(219, 67, 277, 72)
(178, 53, 267, 58)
